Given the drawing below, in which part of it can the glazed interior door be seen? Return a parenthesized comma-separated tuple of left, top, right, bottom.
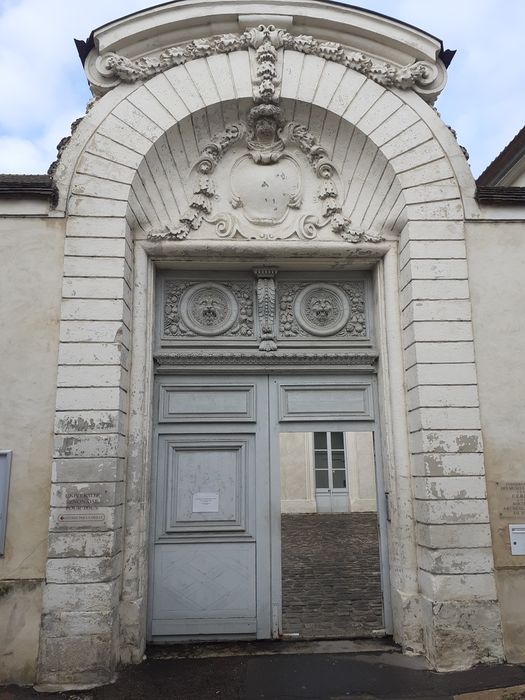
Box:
(150, 375, 271, 640)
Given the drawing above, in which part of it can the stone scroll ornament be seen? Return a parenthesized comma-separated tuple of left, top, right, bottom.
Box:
(147, 25, 384, 244)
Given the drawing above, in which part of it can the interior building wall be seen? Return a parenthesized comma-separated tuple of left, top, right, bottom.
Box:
(279, 432, 377, 513)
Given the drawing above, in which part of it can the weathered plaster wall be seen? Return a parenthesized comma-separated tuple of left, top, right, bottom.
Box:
(279, 432, 377, 513)
(0, 215, 64, 683)
(466, 219, 525, 663)
(280, 433, 315, 513)
(346, 432, 377, 512)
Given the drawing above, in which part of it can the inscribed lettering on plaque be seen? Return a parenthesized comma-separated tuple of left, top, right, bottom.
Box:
(496, 481, 525, 519)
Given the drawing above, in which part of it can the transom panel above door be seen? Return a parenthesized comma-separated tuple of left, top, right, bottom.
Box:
(156, 269, 374, 356)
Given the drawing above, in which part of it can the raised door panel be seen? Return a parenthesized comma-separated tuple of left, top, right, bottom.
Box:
(277, 379, 374, 422)
(159, 383, 257, 423)
(156, 435, 251, 536)
(152, 543, 256, 636)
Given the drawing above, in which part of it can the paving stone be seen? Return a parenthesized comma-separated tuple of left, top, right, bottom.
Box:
(281, 513, 384, 639)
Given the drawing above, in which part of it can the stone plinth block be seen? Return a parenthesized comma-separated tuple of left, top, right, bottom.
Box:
(421, 596, 504, 671)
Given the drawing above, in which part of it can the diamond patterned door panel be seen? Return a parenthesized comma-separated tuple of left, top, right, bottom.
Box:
(152, 543, 256, 635)
(150, 376, 270, 640)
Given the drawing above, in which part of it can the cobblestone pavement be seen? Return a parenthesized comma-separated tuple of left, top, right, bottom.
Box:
(281, 513, 383, 638)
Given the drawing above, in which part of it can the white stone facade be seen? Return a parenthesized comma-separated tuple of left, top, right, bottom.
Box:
(1, 0, 524, 689)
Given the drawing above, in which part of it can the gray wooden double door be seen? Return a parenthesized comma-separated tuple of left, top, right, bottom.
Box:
(149, 373, 378, 641)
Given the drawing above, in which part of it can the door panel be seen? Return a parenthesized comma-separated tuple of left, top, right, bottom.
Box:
(159, 382, 257, 422)
(150, 372, 389, 640)
(152, 543, 256, 636)
(157, 435, 251, 535)
(277, 378, 374, 422)
(150, 375, 270, 640)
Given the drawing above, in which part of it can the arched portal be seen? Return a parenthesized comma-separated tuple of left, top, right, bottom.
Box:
(39, 1, 502, 688)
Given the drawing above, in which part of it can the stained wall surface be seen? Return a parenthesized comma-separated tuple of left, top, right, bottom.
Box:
(466, 218, 525, 663)
(0, 214, 64, 683)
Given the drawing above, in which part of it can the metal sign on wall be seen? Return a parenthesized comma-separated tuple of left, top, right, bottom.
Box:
(0, 450, 12, 556)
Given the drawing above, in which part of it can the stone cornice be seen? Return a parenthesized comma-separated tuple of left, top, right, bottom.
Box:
(82, 0, 447, 103)
(154, 351, 378, 369)
(0, 175, 58, 207)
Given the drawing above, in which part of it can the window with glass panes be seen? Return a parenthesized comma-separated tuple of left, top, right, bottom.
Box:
(313, 432, 347, 490)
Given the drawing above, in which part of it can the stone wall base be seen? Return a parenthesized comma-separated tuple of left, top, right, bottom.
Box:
(0, 579, 43, 684)
(421, 596, 505, 671)
(390, 588, 424, 655)
(119, 598, 147, 665)
(36, 614, 120, 689)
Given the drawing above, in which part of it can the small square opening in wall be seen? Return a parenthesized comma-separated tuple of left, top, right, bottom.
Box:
(509, 524, 525, 555)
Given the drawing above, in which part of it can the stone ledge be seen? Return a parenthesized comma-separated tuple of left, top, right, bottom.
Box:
(0, 174, 58, 206)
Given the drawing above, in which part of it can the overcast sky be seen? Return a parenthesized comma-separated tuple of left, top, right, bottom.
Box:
(0, 0, 523, 177)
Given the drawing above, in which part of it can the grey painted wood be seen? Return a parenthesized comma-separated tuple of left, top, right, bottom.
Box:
(150, 372, 391, 641)
(150, 375, 271, 641)
(0, 451, 12, 556)
(277, 379, 373, 421)
(159, 383, 256, 422)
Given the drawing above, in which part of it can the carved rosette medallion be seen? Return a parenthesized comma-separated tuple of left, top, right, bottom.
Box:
(179, 283, 238, 336)
(280, 281, 367, 339)
(294, 284, 350, 337)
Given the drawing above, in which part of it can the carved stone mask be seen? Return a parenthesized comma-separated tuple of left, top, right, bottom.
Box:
(198, 297, 221, 323)
(254, 117, 278, 144)
(310, 297, 334, 322)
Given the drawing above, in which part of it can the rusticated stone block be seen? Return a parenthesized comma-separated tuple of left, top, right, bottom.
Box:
(37, 633, 117, 689)
(421, 597, 504, 671)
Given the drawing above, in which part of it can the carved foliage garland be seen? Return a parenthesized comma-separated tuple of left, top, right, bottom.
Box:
(147, 25, 384, 245)
(254, 268, 278, 352)
(101, 25, 436, 95)
(150, 125, 245, 241)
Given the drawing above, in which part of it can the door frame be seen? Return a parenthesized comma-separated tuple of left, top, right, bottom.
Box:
(123, 243, 413, 658)
(147, 369, 392, 641)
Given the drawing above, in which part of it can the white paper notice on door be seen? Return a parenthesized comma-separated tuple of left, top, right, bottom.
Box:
(192, 492, 220, 513)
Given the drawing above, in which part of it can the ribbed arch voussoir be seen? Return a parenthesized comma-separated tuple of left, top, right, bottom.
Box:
(66, 50, 465, 230)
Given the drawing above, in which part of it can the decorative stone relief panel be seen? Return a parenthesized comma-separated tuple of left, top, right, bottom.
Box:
(164, 280, 254, 339)
(90, 25, 443, 101)
(158, 272, 372, 356)
(280, 281, 367, 340)
(146, 25, 385, 245)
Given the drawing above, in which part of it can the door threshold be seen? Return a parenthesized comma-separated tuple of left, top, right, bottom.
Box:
(147, 637, 397, 660)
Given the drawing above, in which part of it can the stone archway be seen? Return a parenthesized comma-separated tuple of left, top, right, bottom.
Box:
(38, 1, 502, 688)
